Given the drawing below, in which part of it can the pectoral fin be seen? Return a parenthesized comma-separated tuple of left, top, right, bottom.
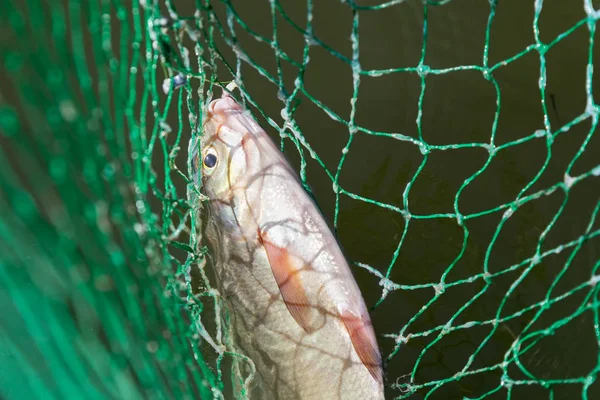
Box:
(259, 235, 316, 334)
(340, 310, 383, 385)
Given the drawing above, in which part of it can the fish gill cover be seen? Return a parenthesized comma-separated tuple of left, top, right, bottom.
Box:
(1, 0, 600, 399)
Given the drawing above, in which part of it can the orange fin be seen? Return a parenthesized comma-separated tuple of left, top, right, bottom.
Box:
(259, 235, 316, 333)
(341, 310, 383, 385)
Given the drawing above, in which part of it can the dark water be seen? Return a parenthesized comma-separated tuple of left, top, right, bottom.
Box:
(195, 0, 600, 398)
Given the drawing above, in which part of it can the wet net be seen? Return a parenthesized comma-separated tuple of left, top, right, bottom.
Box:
(1, 0, 600, 399)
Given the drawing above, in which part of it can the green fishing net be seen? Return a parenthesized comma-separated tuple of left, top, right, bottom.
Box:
(1, 0, 600, 399)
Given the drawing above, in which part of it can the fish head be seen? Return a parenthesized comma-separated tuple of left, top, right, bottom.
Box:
(196, 93, 255, 197)
(194, 91, 267, 235)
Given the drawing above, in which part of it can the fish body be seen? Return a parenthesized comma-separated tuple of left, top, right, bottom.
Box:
(196, 90, 384, 400)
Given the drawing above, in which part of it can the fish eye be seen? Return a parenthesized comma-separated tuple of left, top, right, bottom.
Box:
(202, 147, 218, 174)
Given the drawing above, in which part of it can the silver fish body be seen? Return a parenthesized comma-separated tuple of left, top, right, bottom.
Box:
(196, 91, 384, 400)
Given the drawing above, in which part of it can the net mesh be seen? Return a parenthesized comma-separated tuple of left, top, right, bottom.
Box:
(2, 0, 600, 399)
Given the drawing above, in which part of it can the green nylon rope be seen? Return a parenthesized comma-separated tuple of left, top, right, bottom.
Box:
(1, 0, 599, 399)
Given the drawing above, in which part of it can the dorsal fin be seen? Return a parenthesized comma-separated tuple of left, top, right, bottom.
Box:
(340, 310, 383, 385)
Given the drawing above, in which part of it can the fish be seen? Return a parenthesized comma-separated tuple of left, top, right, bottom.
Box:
(194, 86, 384, 400)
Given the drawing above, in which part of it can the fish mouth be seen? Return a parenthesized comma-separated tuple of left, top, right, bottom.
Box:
(206, 90, 245, 126)
(200, 91, 249, 148)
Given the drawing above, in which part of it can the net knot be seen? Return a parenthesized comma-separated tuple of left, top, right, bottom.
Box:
(441, 322, 452, 335)
(395, 334, 410, 344)
(535, 43, 548, 55)
(584, 0, 600, 19)
(482, 68, 492, 81)
(563, 173, 575, 191)
(500, 372, 513, 388)
(417, 64, 430, 77)
(586, 102, 600, 119)
(482, 272, 492, 283)
(485, 143, 496, 156)
(433, 283, 445, 295)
